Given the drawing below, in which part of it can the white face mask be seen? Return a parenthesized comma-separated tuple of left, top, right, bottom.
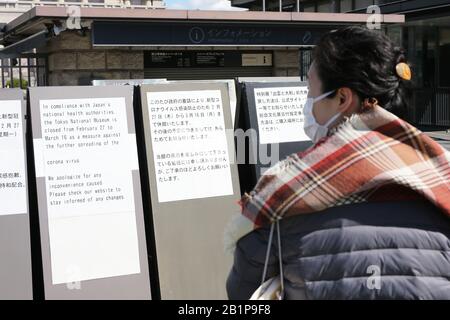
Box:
(303, 90, 341, 143)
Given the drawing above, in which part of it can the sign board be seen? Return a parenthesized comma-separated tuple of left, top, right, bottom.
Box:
(239, 81, 312, 193)
(139, 82, 241, 299)
(0, 88, 33, 299)
(29, 86, 151, 299)
(92, 21, 329, 46)
(168, 79, 238, 128)
(92, 79, 167, 86)
(144, 51, 272, 68)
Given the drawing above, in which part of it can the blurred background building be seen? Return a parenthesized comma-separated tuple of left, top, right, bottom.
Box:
(231, 0, 450, 128)
(3, 1, 446, 129)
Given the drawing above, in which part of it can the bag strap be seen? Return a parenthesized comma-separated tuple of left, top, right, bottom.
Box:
(276, 219, 285, 296)
(260, 222, 275, 286)
(260, 218, 285, 297)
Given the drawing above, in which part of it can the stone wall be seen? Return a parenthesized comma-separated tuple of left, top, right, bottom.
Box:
(40, 30, 301, 86)
(273, 49, 301, 77)
(41, 30, 144, 86)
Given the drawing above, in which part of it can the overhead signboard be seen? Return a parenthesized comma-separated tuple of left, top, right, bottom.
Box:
(92, 21, 329, 46)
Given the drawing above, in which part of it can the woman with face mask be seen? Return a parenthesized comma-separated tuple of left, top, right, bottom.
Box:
(225, 26, 450, 300)
(303, 89, 338, 143)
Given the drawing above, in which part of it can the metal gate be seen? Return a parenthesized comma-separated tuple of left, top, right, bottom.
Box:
(411, 88, 450, 127)
(0, 54, 48, 88)
(299, 48, 313, 81)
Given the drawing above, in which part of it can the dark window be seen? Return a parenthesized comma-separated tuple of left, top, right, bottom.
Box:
(303, 2, 316, 12)
(339, 0, 352, 12)
(439, 28, 450, 87)
(354, 0, 374, 10)
(317, 0, 333, 12)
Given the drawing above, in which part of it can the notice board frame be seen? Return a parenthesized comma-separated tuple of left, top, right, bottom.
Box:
(28, 85, 152, 300)
(0, 88, 33, 300)
(139, 82, 241, 299)
(239, 81, 312, 193)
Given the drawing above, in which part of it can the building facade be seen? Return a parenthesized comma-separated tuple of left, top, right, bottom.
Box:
(231, 0, 396, 12)
(0, 5, 404, 127)
(0, 7, 401, 86)
(0, 1, 165, 88)
(0, 0, 165, 24)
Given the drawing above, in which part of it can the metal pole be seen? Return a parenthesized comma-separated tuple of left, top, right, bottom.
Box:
(27, 57, 31, 87)
(299, 49, 303, 81)
(18, 58, 22, 89)
(279, 0, 282, 12)
(9, 59, 13, 88)
(297, 0, 300, 12)
(1, 59, 4, 88)
(263, 0, 265, 11)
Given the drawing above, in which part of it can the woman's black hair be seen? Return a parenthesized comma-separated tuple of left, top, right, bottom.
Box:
(312, 25, 411, 118)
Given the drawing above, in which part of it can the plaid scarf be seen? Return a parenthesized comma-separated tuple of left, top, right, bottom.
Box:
(238, 105, 450, 233)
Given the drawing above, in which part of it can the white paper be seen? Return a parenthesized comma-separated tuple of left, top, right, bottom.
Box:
(254, 86, 309, 144)
(37, 97, 141, 284)
(0, 99, 27, 216)
(147, 90, 234, 203)
(48, 212, 140, 285)
(168, 80, 237, 126)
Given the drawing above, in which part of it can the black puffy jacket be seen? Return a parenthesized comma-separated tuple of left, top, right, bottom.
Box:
(227, 200, 450, 299)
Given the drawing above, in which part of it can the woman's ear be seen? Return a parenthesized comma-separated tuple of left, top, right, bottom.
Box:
(337, 87, 355, 114)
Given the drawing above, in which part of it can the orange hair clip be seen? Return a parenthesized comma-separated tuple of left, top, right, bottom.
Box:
(395, 62, 412, 81)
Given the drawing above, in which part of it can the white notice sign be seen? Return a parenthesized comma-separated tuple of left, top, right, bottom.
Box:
(242, 53, 272, 66)
(147, 90, 233, 203)
(36, 97, 141, 285)
(0, 100, 27, 216)
(254, 86, 309, 144)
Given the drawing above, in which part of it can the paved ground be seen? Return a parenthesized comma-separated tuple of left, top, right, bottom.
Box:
(423, 131, 450, 151)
